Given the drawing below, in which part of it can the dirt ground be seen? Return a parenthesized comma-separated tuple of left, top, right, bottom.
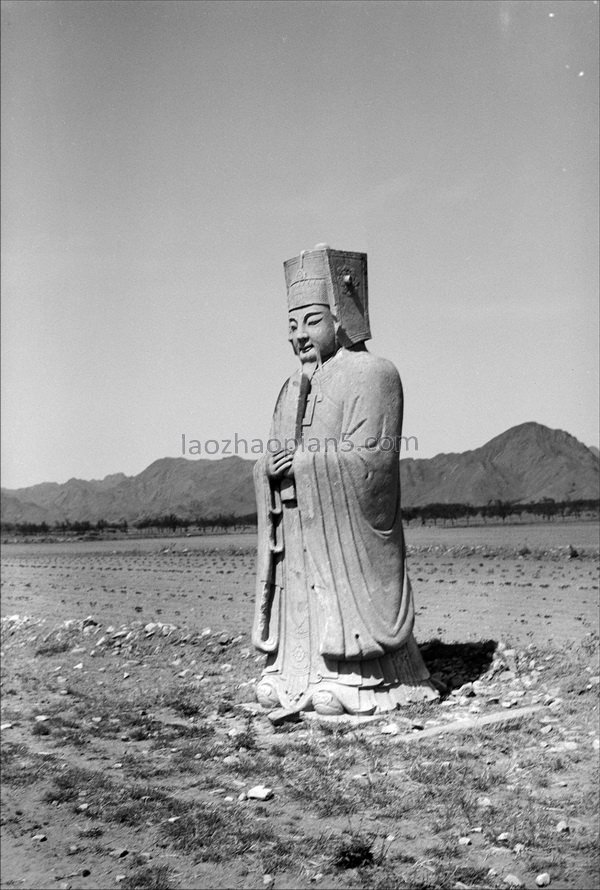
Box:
(2, 523, 598, 646)
(1, 522, 598, 890)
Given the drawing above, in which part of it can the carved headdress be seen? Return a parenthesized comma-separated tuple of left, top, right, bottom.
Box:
(284, 244, 371, 346)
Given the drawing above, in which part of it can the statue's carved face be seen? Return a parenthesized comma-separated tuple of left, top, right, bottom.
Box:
(288, 304, 338, 365)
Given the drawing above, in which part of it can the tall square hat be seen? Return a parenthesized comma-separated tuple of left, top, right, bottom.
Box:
(284, 244, 371, 346)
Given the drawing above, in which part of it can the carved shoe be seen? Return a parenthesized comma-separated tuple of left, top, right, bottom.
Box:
(312, 689, 345, 716)
(256, 679, 281, 709)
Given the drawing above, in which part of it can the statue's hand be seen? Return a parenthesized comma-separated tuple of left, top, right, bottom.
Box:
(267, 450, 295, 480)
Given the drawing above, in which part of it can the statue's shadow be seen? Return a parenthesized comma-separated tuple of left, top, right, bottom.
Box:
(419, 639, 497, 694)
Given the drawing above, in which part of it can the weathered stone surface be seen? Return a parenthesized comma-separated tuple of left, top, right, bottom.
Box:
(253, 245, 437, 719)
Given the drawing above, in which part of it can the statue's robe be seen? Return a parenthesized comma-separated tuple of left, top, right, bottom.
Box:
(253, 347, 436, 714)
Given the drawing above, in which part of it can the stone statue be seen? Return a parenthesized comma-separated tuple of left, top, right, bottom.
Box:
(252, 244, 437, 719)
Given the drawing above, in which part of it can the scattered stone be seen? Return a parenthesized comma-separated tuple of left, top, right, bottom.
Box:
(247, 784, 274, 801)
(380, 723, 399, 735)
(503, 875, 523, 888)
(555, 820, 569, 833)
(536, 874, 551, 887)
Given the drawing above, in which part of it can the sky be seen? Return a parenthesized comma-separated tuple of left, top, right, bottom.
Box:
(2, 0, 598, 489)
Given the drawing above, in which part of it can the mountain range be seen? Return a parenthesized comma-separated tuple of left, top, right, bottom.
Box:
(1, 422, 598, 525)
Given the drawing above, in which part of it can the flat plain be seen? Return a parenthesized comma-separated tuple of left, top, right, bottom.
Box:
(1, 521, 598, 890)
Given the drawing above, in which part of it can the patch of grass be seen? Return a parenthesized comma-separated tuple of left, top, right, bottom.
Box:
(78, 826, 104, 838)
(43, 766, 105, 804)
(119, 865, 173, 890)
(161, 801, 276, 862)
(331, 834, 374, 869)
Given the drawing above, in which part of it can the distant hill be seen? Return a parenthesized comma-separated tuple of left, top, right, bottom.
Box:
(1, 423, 598, 524)
(400, 422, 599, 506)
(1, 457, 256, 525)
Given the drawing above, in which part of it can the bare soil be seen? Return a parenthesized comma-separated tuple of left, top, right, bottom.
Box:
(1, 522, 598, 890)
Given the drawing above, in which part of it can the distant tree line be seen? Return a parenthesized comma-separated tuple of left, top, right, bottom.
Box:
(401, 498, 599, 526)
(1, 500, 597, 537)
(0, 512, 258, 537)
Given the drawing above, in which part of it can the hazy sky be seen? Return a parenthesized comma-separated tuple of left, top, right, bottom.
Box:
(2, 0, 598, 488)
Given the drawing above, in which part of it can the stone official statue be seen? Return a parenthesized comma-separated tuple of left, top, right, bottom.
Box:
(253, 245, 437, 718)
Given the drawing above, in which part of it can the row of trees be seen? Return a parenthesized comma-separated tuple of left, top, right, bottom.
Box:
(1, 512, 258, 537)
(2, 499, 598, 537)
(401, 498, 599, 526)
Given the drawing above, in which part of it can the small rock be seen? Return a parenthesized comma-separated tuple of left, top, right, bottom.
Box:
(513, 843, 525, 854)
(497, 832, 511, 842)
(540, 724, 553, 735)
(247, 784, 274, 801)
(112, 848, 129, 858)
(592, 738, 599, 751)
(458, 836, 471, 845)
(477, 796, 492, 808)
(556, 820, 569, 833)
(487, 868, 498, 878)
(73, 663, 83, 670)
(503, 876, 523, 888)
(380, 723, 399, 735)
(238, 791, 248, 801)
(77, 803, 89, 811)
(31, 833, 47, 842)
(0, 723, 14, 731)
(454, 883, 470, 890)
(263, 877, 274, 887)
(536, 874, 551, 887)
(115, 876, 126, 884)
(35, 715, 50, 722)
(166, 817, 180, 823)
